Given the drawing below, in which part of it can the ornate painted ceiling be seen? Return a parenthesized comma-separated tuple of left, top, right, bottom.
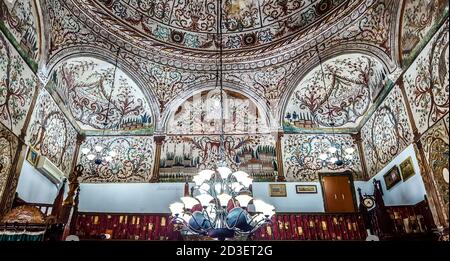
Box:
(2, 0, 448, 134)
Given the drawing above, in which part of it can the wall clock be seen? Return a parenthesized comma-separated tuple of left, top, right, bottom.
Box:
(362, 196, 375, 209)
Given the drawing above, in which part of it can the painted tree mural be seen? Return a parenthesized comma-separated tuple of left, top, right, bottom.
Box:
(282, 134, 362, 181)
(420, 117, 449, 222)
(0, 31, 36, 136)
(26, 89, 78, 175)
(51, 57, 153, 132)
(404, 21, 449, 134)
(160, 135, 276, 182)
(361, 85, 414, 177)
(401, 0, 448, 63)
(284, 54, 386, 131)
(0, 123, 18, 204)
(78, 136, 154, 183)
(0, 0, 39, 60)
(167, 90, 269, 134)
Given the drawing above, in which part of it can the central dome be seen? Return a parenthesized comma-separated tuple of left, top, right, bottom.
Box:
(74, 0, 363, 64)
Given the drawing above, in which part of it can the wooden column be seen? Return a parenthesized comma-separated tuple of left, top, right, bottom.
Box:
(0, 141, 27, 217)
(0, 80, 42, 217)
(413, 142, 447, 229)
(398, 77, 447, 229)
(273, 132, 285, 182)
(59, 164, 83, 239)
(150, 136, 165, 183)
(352, 132, 370, 180)
(70, 134, 85, 174)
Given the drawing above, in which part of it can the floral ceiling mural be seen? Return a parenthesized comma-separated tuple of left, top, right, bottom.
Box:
(0, 123, 18, 203)
(400, 0, 448, 64)
(26, 89, 78, 175)
(420, 116, 449, 222)
(140, 62, 214, 112)
(361, 85, 414, 177)
(0, 0, 39, 60)
(167, 90, 269, 134)
(40, 0, 401, 131)
(284, 54, 387, 132)
(78, 136, 154, 183)
(49, 57, 153, 133)
(160, 135, 277, 182)
(0, 31, 37, 136)
(77, 0, 361, 54)
(403, 21, 449, 135)
(282, 134, 362, 181)
(43, 0, 393, 72)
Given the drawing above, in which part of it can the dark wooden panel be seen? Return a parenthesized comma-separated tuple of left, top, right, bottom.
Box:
(322, 175, 355, 213)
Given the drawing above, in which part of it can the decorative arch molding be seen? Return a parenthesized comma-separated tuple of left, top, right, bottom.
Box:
(42, 46, 161, 128)
(32, 0, 49, 71)
(36, 0, 54, 75)
(278, 47, 394, 129)
(392, 0, 406, 68)
(159, 81, 275, 135)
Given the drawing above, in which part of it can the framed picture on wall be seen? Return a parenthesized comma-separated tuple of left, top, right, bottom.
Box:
(296, 185, 317, 194)
(269, 184, 287, 197)
(26, 147, 39, 166)
(383, 165, 402, 190)
(399, 156, 415, 181)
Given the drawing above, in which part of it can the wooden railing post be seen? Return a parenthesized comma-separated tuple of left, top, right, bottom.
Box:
(59, 164, 83, 240)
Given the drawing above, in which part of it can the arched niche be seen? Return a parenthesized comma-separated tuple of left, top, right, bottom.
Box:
(282, 53, 388, 132)
(49, 56, 154, 133)
(164, 88, 271, 135)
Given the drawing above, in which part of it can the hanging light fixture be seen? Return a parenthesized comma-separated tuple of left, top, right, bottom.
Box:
(81, 48, 121, 165)
(315, 46, 354, 167)
(169, 167, 275, 240)
(169, 1, 274, 240)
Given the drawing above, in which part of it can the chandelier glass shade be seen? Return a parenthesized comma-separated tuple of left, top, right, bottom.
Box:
(169, 166, 275, 241)
(81, 146, 117, 165)
(317, 142, 355, 166)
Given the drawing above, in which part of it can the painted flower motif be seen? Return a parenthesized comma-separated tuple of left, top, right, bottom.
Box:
(153, 25, 170, 41)
(111, 0, 128, 19)
(258, 29, 273, 43)
(242, 33, 258, 46)
(170, 30, 184, 44)
(184, 33, 200, 48)
(225, 35, 241, 49)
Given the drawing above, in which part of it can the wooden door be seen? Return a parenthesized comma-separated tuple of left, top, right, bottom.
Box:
(321, 174, 355, 213)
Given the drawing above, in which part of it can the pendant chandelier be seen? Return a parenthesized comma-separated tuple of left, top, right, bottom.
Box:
(315, 46, 355, 166)
(80, 48, 120, 165)
(169, 0, 274, 240)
